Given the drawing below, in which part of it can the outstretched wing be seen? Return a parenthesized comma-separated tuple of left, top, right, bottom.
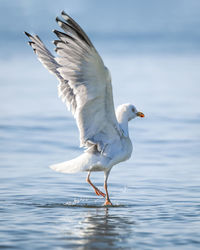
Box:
(25, 11, 122, 155)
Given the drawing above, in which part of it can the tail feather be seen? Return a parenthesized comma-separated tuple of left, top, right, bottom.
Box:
(50, 153, 107, 174)
(50, 157, 83, 174)
(50, 153, 94, 173)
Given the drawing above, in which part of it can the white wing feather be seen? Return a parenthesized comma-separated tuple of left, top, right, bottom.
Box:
(25, 11, 122, 156)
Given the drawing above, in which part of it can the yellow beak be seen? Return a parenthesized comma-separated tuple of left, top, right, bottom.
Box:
(136, 112, 145, 118)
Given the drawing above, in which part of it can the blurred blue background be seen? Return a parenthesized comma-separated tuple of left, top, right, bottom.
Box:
(0, 1, 200, 249)
(1, 0, 200, 57)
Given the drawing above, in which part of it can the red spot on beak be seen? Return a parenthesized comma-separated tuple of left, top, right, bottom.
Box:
(137, 112, 145, 118)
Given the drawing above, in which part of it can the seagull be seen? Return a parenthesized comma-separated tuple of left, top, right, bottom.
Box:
(25, 11, 144, 206)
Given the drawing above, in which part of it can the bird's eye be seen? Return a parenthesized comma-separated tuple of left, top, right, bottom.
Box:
(132, 108, 135, 112)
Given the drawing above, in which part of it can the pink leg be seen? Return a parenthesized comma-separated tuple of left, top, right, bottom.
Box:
(86, 172, 105, 197)
(103, 171, 113, 206)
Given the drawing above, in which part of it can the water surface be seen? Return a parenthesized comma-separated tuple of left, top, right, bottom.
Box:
(1, 53, 200, 249)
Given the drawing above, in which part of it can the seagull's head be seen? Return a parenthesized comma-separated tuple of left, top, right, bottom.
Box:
(116, 103, 145, 122)
(128, 104, 145, 121)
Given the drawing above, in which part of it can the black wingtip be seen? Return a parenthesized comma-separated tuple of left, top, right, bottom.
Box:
(28, 41, 35, 46)
(53, 40, 65, 46)
(53, 29, 61, 37)
(53, 29, 66, 37)
(61, 11, 70, 20)
(56, 16, 67, 29)
(55, 17, 64, 27)
(52, 29, 59, 36)
(24, 31, 31, 38)
(61, 10, 67, 16)
(55, 16, 60, 23)
(52, 40, 59, 45)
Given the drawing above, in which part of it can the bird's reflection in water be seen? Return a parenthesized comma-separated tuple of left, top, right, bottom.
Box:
(61, 207, 135, 249)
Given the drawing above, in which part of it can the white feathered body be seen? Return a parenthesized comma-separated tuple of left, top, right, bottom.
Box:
(50, 135, 132, 173)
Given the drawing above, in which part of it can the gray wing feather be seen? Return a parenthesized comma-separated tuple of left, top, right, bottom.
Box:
(24, 31, 77, 113)
(25, 12, 122, 156)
